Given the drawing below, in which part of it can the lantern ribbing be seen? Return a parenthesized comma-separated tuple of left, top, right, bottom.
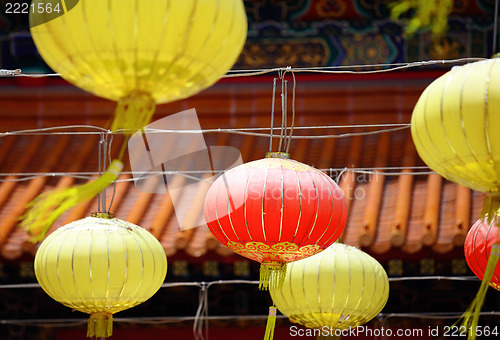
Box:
(269, 243, 389, 332)
(34, 216, 167, 338)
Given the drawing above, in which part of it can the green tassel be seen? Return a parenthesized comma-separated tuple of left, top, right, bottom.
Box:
(389, 0, 453, 37)
(112, 92, 156, 134)
(259, 263, 287, 290)
(480, 194, 500, 225)
(458, 243, 500, 340)
(87, 313, 113, 338)
(264, 306, 277, 340)
(21, 160, 123, 242)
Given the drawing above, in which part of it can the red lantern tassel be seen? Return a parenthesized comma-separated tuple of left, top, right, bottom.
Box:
(259, 263, 287, 290)
(459, 243, 500, 340)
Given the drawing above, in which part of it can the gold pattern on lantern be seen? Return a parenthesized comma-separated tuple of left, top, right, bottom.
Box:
(227, 241, 322, 263)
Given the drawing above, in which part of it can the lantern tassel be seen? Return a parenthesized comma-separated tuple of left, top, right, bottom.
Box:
(259, 263, 287, 290)
(87, 313, 113, 338)
(263, 306, 277, 340)
(21, 160, 123, 242)
(458, 243, 500, 340)
(389, 0, 453, 37)
(112, 92, 156, 134)
(480, 194, 500, 224)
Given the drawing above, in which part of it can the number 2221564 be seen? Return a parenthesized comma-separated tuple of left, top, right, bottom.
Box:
(5, 2, 61, 14)
(443, 325, 499, 337)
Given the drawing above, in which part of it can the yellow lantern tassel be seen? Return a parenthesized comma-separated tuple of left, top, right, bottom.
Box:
(459, 244, 500, 340)
(263, 306, 277, 340)
(259, 263, 287, 291)
(87, 313, 113, 338)
(21, 160, 123, 242)
(112, 92, 156, 134)
(480, 194, 500, 224)
(389, 0, 453, 37)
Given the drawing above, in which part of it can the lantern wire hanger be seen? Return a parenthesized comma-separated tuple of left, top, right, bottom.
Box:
(96, 132, 117, 218)
(268, 67, 297, 157)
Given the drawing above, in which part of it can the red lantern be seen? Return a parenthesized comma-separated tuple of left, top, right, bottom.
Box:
(464, 218, 500, 291)
(204, 153, 347, 289)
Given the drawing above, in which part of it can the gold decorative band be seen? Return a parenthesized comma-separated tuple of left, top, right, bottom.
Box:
(91, 212, 114, 219)
(226, 240, 322, 263)
(265, 152, 290, 159)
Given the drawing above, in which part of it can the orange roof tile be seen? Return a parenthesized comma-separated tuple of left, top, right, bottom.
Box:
(0, 72, 485, 262)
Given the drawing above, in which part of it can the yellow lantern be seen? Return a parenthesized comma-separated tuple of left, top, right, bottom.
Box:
(24, 0, 248, 238)
(269, 243, 389, 333)
(30, 0, 247, 132)
(411, 58, 500, 216)
(34, 216, 167, 338)
(411, 57, 500, 339)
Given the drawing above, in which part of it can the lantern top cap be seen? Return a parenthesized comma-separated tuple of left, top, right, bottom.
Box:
(91, 212, 114, 219)
(265, 152, 290, 159)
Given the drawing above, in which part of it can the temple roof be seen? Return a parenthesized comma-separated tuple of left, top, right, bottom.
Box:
(0, 72, 483, 262)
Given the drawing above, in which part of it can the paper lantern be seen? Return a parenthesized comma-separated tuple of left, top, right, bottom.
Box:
(464, 218, 500, 291)
(411, 58, 500, 334)
(34, 216, 167, 338)
(269, 243, 389, 331)
(204, 152, 348, 289)
(23, 0, 248, 239)
(30, 0, 247, 132)
(411, 58, 500, 215)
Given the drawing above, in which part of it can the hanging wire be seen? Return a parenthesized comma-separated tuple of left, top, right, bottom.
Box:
(334, 167, 349, 183)
(0, 69, 21, 76)
(128, 124, 412, 139)
(0, 277, 492, 328)
(193, 282, 208, 340)
(277, 68, 288, 152)
(0, 166, 438, 184)
(0, 123, 411, 138)
(269, 78, 277, 153)
(285, 72, 297, 154)
(283, 79, 288, 151)
(0, 276, 481, 290)
(107, 132, 117, 213)
(0, 124, 411, 145)
(0, 125, 108, 136)
(101, 133, 108, 213)
(97, 135, 103, 212)
(1, 58, 486, 79)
